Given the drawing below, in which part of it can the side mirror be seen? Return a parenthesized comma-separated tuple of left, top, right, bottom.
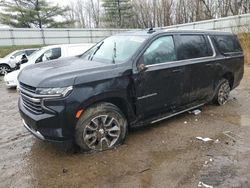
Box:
(10, 56, 15, 59)
(137, 63, 148, 72)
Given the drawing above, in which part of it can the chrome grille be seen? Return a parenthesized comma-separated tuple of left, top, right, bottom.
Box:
(19, 83, 43, 114)
(19, 82, 36, 93)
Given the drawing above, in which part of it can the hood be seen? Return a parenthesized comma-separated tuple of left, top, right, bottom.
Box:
(0, 57, 8, 63)
(18, 56, 132, 88)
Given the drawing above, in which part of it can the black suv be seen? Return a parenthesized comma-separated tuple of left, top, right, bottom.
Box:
(18, 29, 244, 151)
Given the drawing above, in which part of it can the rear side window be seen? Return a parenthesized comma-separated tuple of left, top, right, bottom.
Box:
(213, 35, 242, 54)
(143, 36, 177, 65)
(178, 35, 213, 60)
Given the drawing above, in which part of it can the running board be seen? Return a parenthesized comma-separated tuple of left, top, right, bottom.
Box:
(151, 103, 205, 124)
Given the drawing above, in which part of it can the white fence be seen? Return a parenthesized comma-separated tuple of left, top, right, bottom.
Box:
(0, 28, 131, 46)
(163, 13, 250, 32)
(0, 13, 250, 47)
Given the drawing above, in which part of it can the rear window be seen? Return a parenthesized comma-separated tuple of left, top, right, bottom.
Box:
(178, 35, 213, 60)
(213, 35, 242, 54)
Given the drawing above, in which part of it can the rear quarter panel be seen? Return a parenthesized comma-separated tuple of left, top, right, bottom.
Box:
(211, 34, 244, 90)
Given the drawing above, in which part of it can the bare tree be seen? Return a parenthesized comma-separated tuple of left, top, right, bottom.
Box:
(65, 0, 250, 29)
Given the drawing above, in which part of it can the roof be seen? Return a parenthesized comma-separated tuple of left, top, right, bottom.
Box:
(116, 28, 232, 37)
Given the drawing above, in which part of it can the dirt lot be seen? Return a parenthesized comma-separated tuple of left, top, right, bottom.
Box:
(0, 66, 250, 188)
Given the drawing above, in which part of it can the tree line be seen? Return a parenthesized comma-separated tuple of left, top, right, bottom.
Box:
(1, 0, 250, 29)
(67, 0, 250, 28)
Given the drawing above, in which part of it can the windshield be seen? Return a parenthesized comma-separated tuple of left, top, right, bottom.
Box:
(25, 47, 48, 63)
(20, 48, 44, 69)
(27, 49, 42, 60)
(82, 35, 146, 63)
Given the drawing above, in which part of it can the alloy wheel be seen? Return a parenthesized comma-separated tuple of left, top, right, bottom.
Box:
(217, 81, 230, 105)
(0, 66, 10, 75)
(83, 115, 121, 151)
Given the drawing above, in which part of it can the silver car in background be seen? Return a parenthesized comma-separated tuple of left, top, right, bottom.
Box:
(0, 48, 38, 75)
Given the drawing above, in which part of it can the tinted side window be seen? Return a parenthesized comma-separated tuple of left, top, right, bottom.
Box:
(213, 35, 242, 54)
(25, 50, 36, 56)
(35, 55, 43, 63)
(143, 36, 176, 65)
(46, 48, 62, 60)
(178, 35, 213, 60)
(35, 48, 62, 63)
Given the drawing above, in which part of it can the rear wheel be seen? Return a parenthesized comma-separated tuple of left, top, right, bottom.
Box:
(0, 64, 11, 75)
(213, 79, 231, 106)
(75, 102, 128, 152)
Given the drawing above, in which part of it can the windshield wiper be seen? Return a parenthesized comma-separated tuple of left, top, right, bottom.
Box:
(89, 41, 104, 61)
(112, 42, 116, 64)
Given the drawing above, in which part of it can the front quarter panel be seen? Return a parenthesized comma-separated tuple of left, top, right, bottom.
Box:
(64, 66, 134, 131)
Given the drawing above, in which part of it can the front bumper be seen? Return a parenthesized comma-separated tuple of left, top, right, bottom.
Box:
(19, 97, 74, 142)
(23, 119, 45, 140)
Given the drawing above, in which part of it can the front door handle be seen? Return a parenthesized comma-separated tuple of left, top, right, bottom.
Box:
(172, 69, 183, 73)
(205, 64, 213, 67)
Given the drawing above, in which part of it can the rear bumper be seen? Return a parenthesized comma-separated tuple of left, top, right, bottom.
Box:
(4, 77, 17, 88)
(4, 73, 17, 88)
(5, 82, 17, 88)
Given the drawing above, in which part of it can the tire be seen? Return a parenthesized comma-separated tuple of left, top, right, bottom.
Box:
(213, 79, 231, 106)
(75, 102, 128, 152)
(0, 64, 11, 75)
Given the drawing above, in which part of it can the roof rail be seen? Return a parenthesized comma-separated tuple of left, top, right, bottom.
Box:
(147, 27, 156, 34)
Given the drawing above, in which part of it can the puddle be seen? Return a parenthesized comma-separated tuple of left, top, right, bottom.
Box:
(238, 115, 250, 127)
(222, 115, 250, 127)
(200, 156, 236, 187)
(203, 111, 250, 127)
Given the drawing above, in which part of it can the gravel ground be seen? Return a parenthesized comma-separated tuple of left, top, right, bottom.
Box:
(0, 66, 250, 188)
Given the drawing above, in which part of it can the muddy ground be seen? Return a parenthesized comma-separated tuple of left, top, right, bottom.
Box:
(1, 66, 250, 188)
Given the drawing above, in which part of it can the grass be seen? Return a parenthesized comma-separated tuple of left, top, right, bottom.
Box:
(0, 45, 43, 58)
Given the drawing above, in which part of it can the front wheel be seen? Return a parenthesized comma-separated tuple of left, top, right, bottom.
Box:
(213, 79, 231, 106)
(0, 64, 11, 75)
(75, 102, 128, 152)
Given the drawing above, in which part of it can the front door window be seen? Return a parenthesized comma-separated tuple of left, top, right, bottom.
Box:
(143, 36, 176, 66)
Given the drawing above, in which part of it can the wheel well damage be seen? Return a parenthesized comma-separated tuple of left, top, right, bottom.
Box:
(84, 97, 136, 124)
(222, 72, 234, 89)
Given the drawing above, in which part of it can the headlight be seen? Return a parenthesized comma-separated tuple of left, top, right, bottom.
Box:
(36, 86, 73, 97)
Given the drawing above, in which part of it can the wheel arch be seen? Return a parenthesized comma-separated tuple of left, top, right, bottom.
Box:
(79, 95, 136, 124)
(222, 72, 234, 89)
(0, 63, 11, 69)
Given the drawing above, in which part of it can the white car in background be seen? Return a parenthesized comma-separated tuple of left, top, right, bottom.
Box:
(4, 43, 95, 88)
(0, 48, 38, 75)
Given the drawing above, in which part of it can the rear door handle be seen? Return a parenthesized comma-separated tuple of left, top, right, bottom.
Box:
(172, 69, 183, 73)
(205, 64, 213, 67)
